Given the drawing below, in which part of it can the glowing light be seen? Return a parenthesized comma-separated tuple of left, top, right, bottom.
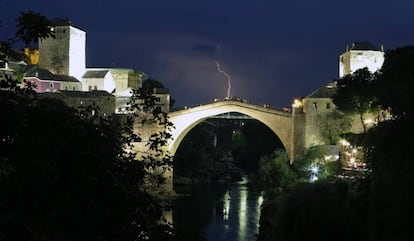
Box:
(238, 187, 247, 241)
(311, 166, 319, 174)
(340, 139, 350, 146)
(352, 148, 357, 154)
(215, 61, 231, 99)
(364, 118, 373, 124)
(292, 98, 302, 108)
(223, 191, 230, 221)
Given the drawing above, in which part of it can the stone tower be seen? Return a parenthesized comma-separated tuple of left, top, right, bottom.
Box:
(339, 41, 384, 78)
(38, 19, 86, 81)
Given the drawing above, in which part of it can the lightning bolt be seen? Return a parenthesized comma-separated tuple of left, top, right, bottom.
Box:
(215, 61, 231, 99)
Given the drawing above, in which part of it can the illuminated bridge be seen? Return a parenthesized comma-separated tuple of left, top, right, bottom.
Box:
(167, 99, 305, 162)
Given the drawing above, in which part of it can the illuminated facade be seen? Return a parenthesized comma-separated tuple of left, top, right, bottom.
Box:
(339, 41, 384, 78)
(39, 19, 86, 81)
(22, 65, 82, 93)
(37, 20, 162, 113)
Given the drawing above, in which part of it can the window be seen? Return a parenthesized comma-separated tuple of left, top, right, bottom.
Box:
(326, 103, 331, 109)
(49, 82, 54, 89)
(155, 97, 161, 102)
(313, 102, 317, 109)
(88, 86, 92, 91)
(94, 85, 98, 90)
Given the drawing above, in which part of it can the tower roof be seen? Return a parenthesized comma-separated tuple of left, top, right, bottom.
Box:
(50, 18, 72, 26)
(306, 82, 337, 98)
(349, 41, 381, 51)
(50, 18, 84, 31)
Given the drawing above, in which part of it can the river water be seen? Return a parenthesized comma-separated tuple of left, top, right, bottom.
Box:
(173, 177, 263, 241)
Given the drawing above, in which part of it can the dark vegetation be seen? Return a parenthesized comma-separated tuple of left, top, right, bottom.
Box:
(256, 46, 414, 241)
(0, 11, 175, 241)
(173, 118, 283, 186)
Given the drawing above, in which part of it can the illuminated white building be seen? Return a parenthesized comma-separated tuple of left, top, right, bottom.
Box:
(302, 41, 385, 147)
(37, 19, 165, 113)
(339, 41, 384, 78)
(39, 19, 86, 81)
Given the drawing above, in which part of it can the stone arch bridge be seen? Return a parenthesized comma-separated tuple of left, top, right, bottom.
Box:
(167, 100, 305, 162)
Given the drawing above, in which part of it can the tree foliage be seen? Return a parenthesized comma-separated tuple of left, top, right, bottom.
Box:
(254, 150, 294, 195)
(362, 46, 414, 241)
(0, 79, 175, 241)
(373, 46, 414, 119)
(1, 11, 54, 63)
(15, 10, 55, 47)
(332, 68, 377, 132)
(258, 45, 414, 241)
(0, 12, 175, 240)
(125, 80, 175, 195)
(142, 78, 176, 108)
(318, 110, 352, 144)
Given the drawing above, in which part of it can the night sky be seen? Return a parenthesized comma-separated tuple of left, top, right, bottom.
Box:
(1, 0, 414, 108)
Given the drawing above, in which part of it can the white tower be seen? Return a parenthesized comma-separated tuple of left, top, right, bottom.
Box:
(339, 41, 384, 78)
(39, 19, 86, 81)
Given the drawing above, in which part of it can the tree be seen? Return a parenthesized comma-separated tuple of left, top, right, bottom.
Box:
(362, 46, 414, 241)
(127, 85, 175, 193)
(174, 122, 216, 184)
(373, 46, 414, 120)
(318, 110, 352, 144)
(15, 10, 55, 47)
(332, 68, 378, 133)
(1, 13, 175, 240)
(255, 150, 294, 195)
(0, 78, 175, 241)
(1, 11, 54, 64)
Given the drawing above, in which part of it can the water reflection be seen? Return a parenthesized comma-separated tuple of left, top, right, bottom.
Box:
(173, 177, 263, 241)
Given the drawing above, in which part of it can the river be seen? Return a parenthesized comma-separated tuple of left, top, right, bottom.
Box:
(173, 177, 263, 241)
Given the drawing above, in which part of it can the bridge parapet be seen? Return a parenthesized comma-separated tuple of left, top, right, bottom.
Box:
(170, 100, 292, 118)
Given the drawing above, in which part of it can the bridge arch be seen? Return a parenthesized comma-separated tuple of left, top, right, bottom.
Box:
(168, 100, 295, 160)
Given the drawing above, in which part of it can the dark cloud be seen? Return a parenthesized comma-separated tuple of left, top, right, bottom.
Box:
(1, 0, 414, 108)
(193, 43, 219, 54)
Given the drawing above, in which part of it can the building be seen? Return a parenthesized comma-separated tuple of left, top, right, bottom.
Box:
(22, 65, 82, 92)
(339, 41, 384, 78)
(153, 88, 171, 113)
(40, 90, 115, 117)
(82, 69, 115, 92)
(303, 41, 384, 147)
(37, 19, 169, 114)
(38, 18, 86, 81)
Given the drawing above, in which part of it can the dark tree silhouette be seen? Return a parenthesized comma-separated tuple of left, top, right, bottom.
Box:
(373, 46, 414, 119)
(332, 68, 377, 132)
(15, 10, 55, 47)
(1, 12, 175, 241)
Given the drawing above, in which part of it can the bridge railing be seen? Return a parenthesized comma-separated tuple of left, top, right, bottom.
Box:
(171, 98, 292, 113)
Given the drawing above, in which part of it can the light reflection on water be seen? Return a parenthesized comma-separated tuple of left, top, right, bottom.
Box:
(207, 177, 263, 241)
(173, 177, 263, 241)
